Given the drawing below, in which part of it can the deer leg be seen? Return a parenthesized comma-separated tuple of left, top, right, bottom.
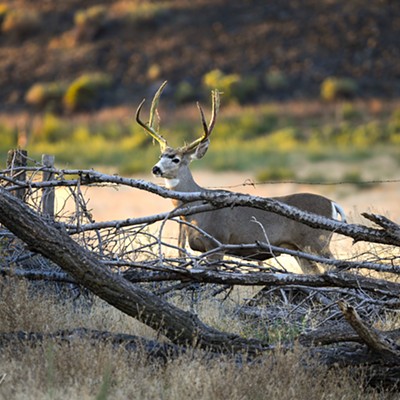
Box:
(295, 256, 321, 274)
(177, 224, 187, 258)
(295, 242, 334, 274)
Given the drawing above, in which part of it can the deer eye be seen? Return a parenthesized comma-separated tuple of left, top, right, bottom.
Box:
(172, 157, 180, 164)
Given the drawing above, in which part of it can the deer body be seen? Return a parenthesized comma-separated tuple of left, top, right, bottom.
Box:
(154, 152, 344, 273)
(137, 82, 346, 274)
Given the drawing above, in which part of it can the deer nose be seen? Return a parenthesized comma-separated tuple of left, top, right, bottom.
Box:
(152, 166, 162, 176)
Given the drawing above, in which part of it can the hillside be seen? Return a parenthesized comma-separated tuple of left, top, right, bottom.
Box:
(0, 0, 399, 113)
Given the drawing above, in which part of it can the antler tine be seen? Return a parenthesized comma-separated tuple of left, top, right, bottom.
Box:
(135, 81, 168, 151)
(208, 89, 220, 134)
(186, 89, 220, 151)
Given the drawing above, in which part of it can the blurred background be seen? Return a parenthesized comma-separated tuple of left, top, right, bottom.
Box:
(0, 0, 399, 187)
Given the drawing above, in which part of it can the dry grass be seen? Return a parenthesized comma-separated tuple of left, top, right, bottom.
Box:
(0, 278, 398, 399)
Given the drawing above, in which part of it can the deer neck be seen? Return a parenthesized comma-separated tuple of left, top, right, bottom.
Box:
(164, 166, 203, 205)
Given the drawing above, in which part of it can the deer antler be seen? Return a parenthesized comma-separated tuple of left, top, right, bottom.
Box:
(185, 89, 220, 152)
(136, 81, 168, 151)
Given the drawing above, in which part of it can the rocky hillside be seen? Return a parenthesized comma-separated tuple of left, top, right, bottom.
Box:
(0, 0, 399, 112)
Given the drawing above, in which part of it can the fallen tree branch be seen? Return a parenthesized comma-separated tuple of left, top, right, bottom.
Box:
(169, 268, 400, 298)
(362, 212, 400, 241)
(338, 300, 400, 364)
(2, 258, 399, 299)
(0, 328, 187, 363)
(299, 322, 400, 347)
(0, 186, 268, 355)
(2, 168, 400, 247)
(0, 267, 76, 284)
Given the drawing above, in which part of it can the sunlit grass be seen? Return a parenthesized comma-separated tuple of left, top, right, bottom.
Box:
(0, 101, 399, 181)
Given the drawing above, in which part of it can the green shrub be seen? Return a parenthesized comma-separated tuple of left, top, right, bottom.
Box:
(0, 3, 8, 25)
(388, 109, 400, 145)
(74, 5, 107, 28)
(265, 68, 288, 91)
(74, 5, 107, 42)
(25, 82, 67, 112)
(202, 69, 240, 102)
(174, 81, 198, 104)
(146, 64, 162, 81)
(203, 70, 260, 104)
(63, 73, 112, 113)
(256, 167, 296, 182)
(1, 9, 41, 37)
(0, 123, 17, 151)
(340, 102, 362, 120)
(232, 76, 260, 103)
(117, 2, 170, 26)
(320, 77, 358, 101)
(263, 128, 299, 152)
(341, 170, 375, 189)
(36, 113, 70, 143)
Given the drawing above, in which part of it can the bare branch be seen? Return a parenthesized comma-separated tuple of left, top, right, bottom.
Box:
(339, 300, 400, 363)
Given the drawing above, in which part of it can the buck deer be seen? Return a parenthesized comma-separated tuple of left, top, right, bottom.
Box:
(136, 82, 346, 274)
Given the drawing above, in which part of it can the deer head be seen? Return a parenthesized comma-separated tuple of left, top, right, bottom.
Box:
(136, 81, 220, 186)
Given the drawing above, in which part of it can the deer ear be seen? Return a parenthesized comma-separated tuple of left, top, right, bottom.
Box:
(191, 139, 210, 160)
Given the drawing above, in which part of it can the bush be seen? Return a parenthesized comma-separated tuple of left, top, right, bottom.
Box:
(74, 5, 107, 27)
(1, 9, 41, 38)
(0, 123, 17, 151)
(256, 167, 296, 182)
(340, 102, 361, 120)
(232, 76, 259, 103)
(202, 69, 240, 102)
(320, 77, 358, 101)
(203, 70, 260, 104)
(174, 81, 198, 104)
(74, 5, 107, 42)
(265, 68, 288, 91)
(25, 82, 67, 112)
(0, 3, 8, 25)
(36, 113, 70, 143)
(115, 2, 170, 26)
(147, 64, 162, 81)
(63, 73, 112, 113)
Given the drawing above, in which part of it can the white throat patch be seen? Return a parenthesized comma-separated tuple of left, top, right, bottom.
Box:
(165, 178, 180, 189)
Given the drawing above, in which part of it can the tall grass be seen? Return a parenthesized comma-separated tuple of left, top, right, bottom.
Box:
(0, 278, 395, 400)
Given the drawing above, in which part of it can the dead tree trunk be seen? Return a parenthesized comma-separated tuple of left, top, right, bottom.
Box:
(0, 186, 267, 355)
(6, 149, 27, 200)
(41, 154, 55, 218)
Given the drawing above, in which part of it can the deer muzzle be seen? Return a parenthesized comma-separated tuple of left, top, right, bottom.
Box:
(152, 165, 162, 176)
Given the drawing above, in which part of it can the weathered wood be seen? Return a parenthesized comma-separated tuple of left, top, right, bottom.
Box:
(41, 154, 55, 218)
(81, 170, 400, 247)
(6, 149, 27, 200)
(362, 212, 400, 241)
(338, 300, 400, 364)
(2, 167, 400, 248)
(299, 322, 400, 347)
(0, 186, 268, 355)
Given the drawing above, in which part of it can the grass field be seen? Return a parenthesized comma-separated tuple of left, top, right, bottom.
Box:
(1, 277, 398, 400)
